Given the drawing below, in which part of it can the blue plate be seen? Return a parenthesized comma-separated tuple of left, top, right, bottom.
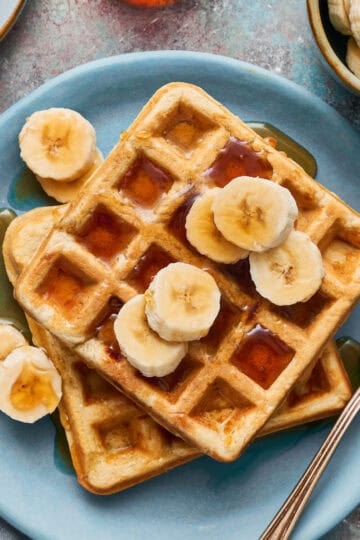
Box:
(0, 51, 359, 540)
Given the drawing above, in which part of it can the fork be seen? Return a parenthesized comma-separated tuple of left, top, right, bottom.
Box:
(260, 385, 360, 540)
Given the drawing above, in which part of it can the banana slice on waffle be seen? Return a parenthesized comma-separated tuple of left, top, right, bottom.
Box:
(115, 294, 188, 377)
(212, 177, 298, 252)
(250, 230, 325, 305)
(185, 189, 248, 263)
(145, 262, 221, 342)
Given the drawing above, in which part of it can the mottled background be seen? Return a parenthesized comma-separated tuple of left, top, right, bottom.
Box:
(0, 1, 359, 539)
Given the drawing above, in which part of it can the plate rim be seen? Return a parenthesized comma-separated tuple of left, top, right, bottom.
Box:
(0, 50, 359, 540)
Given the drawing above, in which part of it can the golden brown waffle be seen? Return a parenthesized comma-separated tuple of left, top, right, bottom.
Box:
(4, 207, 352, 493)
(15, 83, 360, 460)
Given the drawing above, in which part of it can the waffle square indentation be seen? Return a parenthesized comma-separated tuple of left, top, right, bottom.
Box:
(203, 137, 273, 187)
(200, 297, 242, 353)
(323, 236, 360, 284)
(231, 324, 295, 389)
(134, 356, 202, 403)
(191, 378, 254, 431)
(118, 156, 174, 209)
(271, 291, 331, 329)
(36, 257, 96, 318)
(74, 362, 119, 404)
(161, 104, 217, 156)
(126, 244, 175, 292)
(287, 358, 330, 407)
(76, 205, 137, 263)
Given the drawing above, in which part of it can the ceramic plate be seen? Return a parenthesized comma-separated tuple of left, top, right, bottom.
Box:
(0, 0, 27, 41)
(0, 52, 359, 540)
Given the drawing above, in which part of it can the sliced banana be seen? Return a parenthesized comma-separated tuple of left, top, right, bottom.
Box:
(347, 36, 360, 77)
(37, 148, 104, 203)
(249, 230, 324, 306)
(0, 324, 27, 361)
(19, 108, 96, 183)
(114, 295, 187, 377)
(349, 0, 360, 46)
(3, 206, 67, 286)
(212, 177, 298, 252)
(0, 346, 62, 423)
(185, 189, 249, 263)
(328, 0, 352, 35)
(145, 262, 221, 342)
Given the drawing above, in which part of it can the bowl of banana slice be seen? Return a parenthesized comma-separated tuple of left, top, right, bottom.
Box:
(307, 0, 360, 94)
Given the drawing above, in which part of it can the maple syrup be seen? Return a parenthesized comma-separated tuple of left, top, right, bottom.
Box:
(77, 206, 137, 263)
(231, 324, 294, 389)
(272, 291, 330, 329)
(225, 257, 257, 296)
(127, 244, 175, 292)
(200, 297, 241, 353)
(119, 156, 173, 209)
(203, 137, 272, 187)
(167, 193, 199, 246)
(95, 296, 123, 359)
(37, 259, 91, 317)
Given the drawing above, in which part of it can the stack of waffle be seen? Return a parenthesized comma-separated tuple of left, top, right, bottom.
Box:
(6, 83, 359, 492)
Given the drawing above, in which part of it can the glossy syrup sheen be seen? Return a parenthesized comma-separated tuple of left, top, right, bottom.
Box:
(37, 261, 90, 317)
(203, 137, 273, 187)
(231, 324, 295, 389)
(77, 206, 137, 263)
(95, 297, 124, 359)
(119, 156, 173, 209)
(127, 244, 175, 292)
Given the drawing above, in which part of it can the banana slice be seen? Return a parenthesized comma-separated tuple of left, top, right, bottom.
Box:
(37, 148, 104, 203)
(347, 36, 360, 77)
(145, 262, 221, 342)
(0, 346, 62, 423)
(3, 206, 67, 286)
(114, 295, 188, 377)
(185, 189, 249, 263)
(212, 177, 298, 252)
(0, 324, 27, 361)
(249, 230, 324, 306)
(349, 0, 360, 46)
(328, 0, 352, 35)
(19, 108, 96, 183)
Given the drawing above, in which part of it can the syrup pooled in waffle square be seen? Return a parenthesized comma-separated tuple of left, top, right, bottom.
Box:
(4, 206, 351, 494)
(15, 83, 360, 460)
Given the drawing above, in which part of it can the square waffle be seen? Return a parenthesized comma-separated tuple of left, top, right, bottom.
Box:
(27, 322, 354, 494)
(15, 83, 360, 460)
(4, 207, 352, 494)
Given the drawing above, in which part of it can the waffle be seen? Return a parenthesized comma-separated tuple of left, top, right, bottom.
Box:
(15, 83, 360, 461)
(3, 207, 352, 493)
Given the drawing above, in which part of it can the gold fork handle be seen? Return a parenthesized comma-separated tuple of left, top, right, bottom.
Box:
(260, 387, 360, 540)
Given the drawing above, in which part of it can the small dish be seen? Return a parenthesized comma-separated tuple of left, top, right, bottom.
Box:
(307, 0, 360, 95)
(0, 0, 27, 42)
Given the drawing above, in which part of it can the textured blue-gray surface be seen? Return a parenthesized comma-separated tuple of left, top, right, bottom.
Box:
(0, 1, 358, 539)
